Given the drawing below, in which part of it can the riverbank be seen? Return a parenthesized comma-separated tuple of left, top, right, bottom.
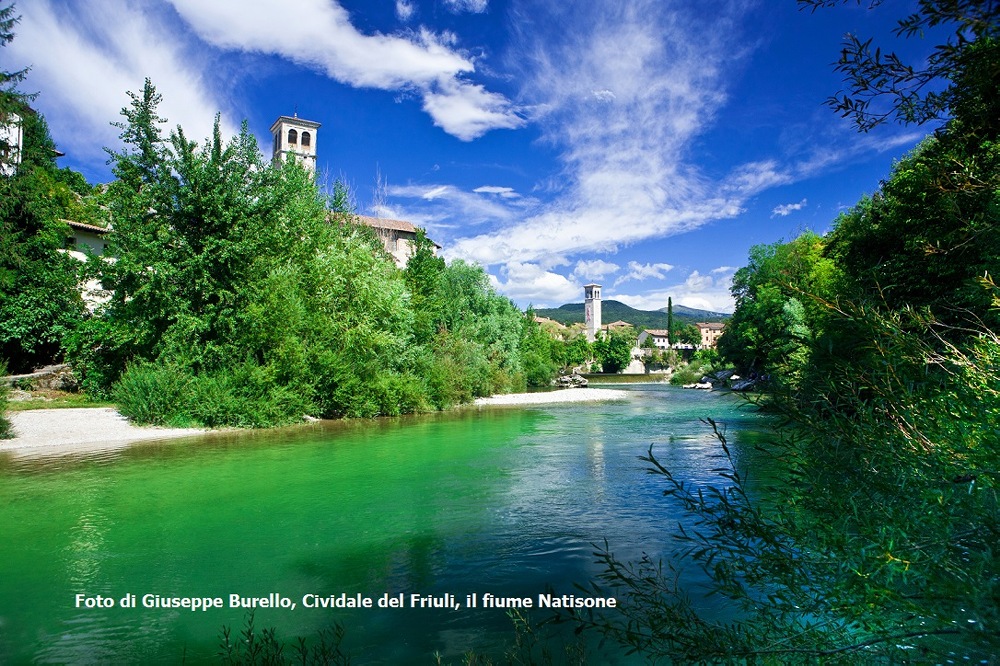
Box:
(473, 387, 631, 406)
(2, 388, 632, 456)
(0, 407, 207, 456)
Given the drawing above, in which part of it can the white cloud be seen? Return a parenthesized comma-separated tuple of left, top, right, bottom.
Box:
(396, 0, 416, 21)
(444, 0, 489, 13)
(165, 0, 521, 140)
(572, 259, 620, 280)
(448, 0, 749, 267)
(421, 78, 525, 141)
(616, 267, 737, 314)
(771, 198, 808, 217)
(387, 182, 536, 229)
(613, 261, 675, 286)
(7, 0, 237, 172)
(473, 185, 519, 198)
(490, 262, 580, 307)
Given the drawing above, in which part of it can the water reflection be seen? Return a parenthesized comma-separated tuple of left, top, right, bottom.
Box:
(0, 385, 768, 663)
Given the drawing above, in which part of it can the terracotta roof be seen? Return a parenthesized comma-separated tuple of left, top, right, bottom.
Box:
(63, 219, 109, 234)
(603, 320, 632, 328)
(642, 329, 670, 336)
(358, 215, 418, 233)
(696, 322, 726, 330)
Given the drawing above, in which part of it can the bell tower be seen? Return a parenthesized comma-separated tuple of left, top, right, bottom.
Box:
(584, 283, 602, 342)
(270, 114, 321, 177)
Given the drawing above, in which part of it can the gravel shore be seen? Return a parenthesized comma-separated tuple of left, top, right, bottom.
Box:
(1, 389, 631, 457)
(473, 387, 631, 406)
(1, 407, 206, 457)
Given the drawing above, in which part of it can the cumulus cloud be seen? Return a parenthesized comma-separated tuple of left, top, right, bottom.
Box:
(772, 198, 808, 217)
(613, 261, 675, 286)
(6, 0, 237, 172)
(490, 261, 581, 307)
(165, 0, 521, 140)
(616, 267, 737, 313)
(572, 259, 620, 280)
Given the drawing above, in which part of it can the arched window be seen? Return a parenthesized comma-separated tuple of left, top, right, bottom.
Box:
(287, 129, 298, 145)
(301, 131, 311, 147)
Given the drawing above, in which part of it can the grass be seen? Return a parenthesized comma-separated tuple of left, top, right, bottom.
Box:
(5, 389, 115, 411)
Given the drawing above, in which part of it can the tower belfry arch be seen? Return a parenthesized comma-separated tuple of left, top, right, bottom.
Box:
(270, 114, 320, 176)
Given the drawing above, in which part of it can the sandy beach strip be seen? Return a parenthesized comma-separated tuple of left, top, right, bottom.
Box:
(473, 387, 632, 406)
(1, 407, 207, 455)
(1, 389, 631, 456)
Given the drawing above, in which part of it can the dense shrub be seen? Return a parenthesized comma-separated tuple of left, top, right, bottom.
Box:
(73, 81, 536, 428)
(0, 360, 13, 439)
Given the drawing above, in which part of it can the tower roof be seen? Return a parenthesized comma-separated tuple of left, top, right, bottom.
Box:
(269, 115, 321, 133)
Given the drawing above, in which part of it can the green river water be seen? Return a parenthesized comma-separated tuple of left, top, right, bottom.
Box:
(0, 384, 770, 664)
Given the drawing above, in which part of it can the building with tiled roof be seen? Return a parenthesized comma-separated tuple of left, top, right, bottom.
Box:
(696, 322, 725, 348)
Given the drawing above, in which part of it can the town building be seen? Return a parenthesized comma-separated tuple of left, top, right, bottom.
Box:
(357, 215, 438, 268)
(637, 329, 670, 349)
(696, 322, 725, 348)
(63, 220, 109, 256)
(601, 320, 632, 334)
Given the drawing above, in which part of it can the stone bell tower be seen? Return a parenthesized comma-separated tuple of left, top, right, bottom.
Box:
(270, 114, 320, 177)
(584, 283, 602, 342)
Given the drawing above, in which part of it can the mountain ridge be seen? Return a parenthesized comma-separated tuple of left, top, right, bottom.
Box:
(534, 300, 730, 330)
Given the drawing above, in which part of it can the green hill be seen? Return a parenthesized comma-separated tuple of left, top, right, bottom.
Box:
(534, 300, 729, 331)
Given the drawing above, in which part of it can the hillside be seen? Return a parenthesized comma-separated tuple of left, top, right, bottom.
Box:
(534, 300, 729, 330)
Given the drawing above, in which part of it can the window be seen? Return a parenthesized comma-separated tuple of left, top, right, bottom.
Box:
(287, 129, 298, 145)
(301, 131, 311, 147)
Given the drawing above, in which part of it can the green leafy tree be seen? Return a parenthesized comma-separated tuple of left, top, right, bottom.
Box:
(0, 13, 89, 372)
(72, 80, 426, 424)
(666, 296, 673, 345)
(593, 329, 634, 373)
(584, 2, 1000, 661)
(799, 0, 1000, 134)
(717, 231, 836, 381)
(520, 308, 559, 387)
(403, 228, 446, 345)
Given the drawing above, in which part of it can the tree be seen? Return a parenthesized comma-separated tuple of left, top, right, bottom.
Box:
(799, 0, 1000, 135)
(666, 297, 673, 345)
(716, 231, 836, 380)
(593, 329, 634, 373)
(71, 80, 432, 424)
(0, 3, 34, 169)
(0, 10, 90, 372)
(520, 308, 559, 387)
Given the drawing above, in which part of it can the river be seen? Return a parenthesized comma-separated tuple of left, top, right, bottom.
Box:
(0, 384, 770, 663)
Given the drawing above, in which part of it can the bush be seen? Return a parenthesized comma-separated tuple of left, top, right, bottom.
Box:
(112, 363, 192, 426)
(0, 360, 13, 439)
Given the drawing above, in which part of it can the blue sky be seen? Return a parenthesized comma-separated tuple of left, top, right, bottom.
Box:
(8, 0, 934, 312)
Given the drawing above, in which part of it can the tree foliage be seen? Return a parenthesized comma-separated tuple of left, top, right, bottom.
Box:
(0, 14, 90, 373)
(68, 79, 534, 425)
(799, 0, 1000, 134)
(591, 1, 1000, 660)
(593, 329, 635, 373)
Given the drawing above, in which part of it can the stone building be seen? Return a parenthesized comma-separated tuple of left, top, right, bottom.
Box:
(358, 215, 438, 268)
(270, 114, 320, 177)
(584, 283, 602, 342)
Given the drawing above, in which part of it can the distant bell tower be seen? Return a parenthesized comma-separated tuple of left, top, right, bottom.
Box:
(270, 114, 320, 177)
(584, 283, 602, 342)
